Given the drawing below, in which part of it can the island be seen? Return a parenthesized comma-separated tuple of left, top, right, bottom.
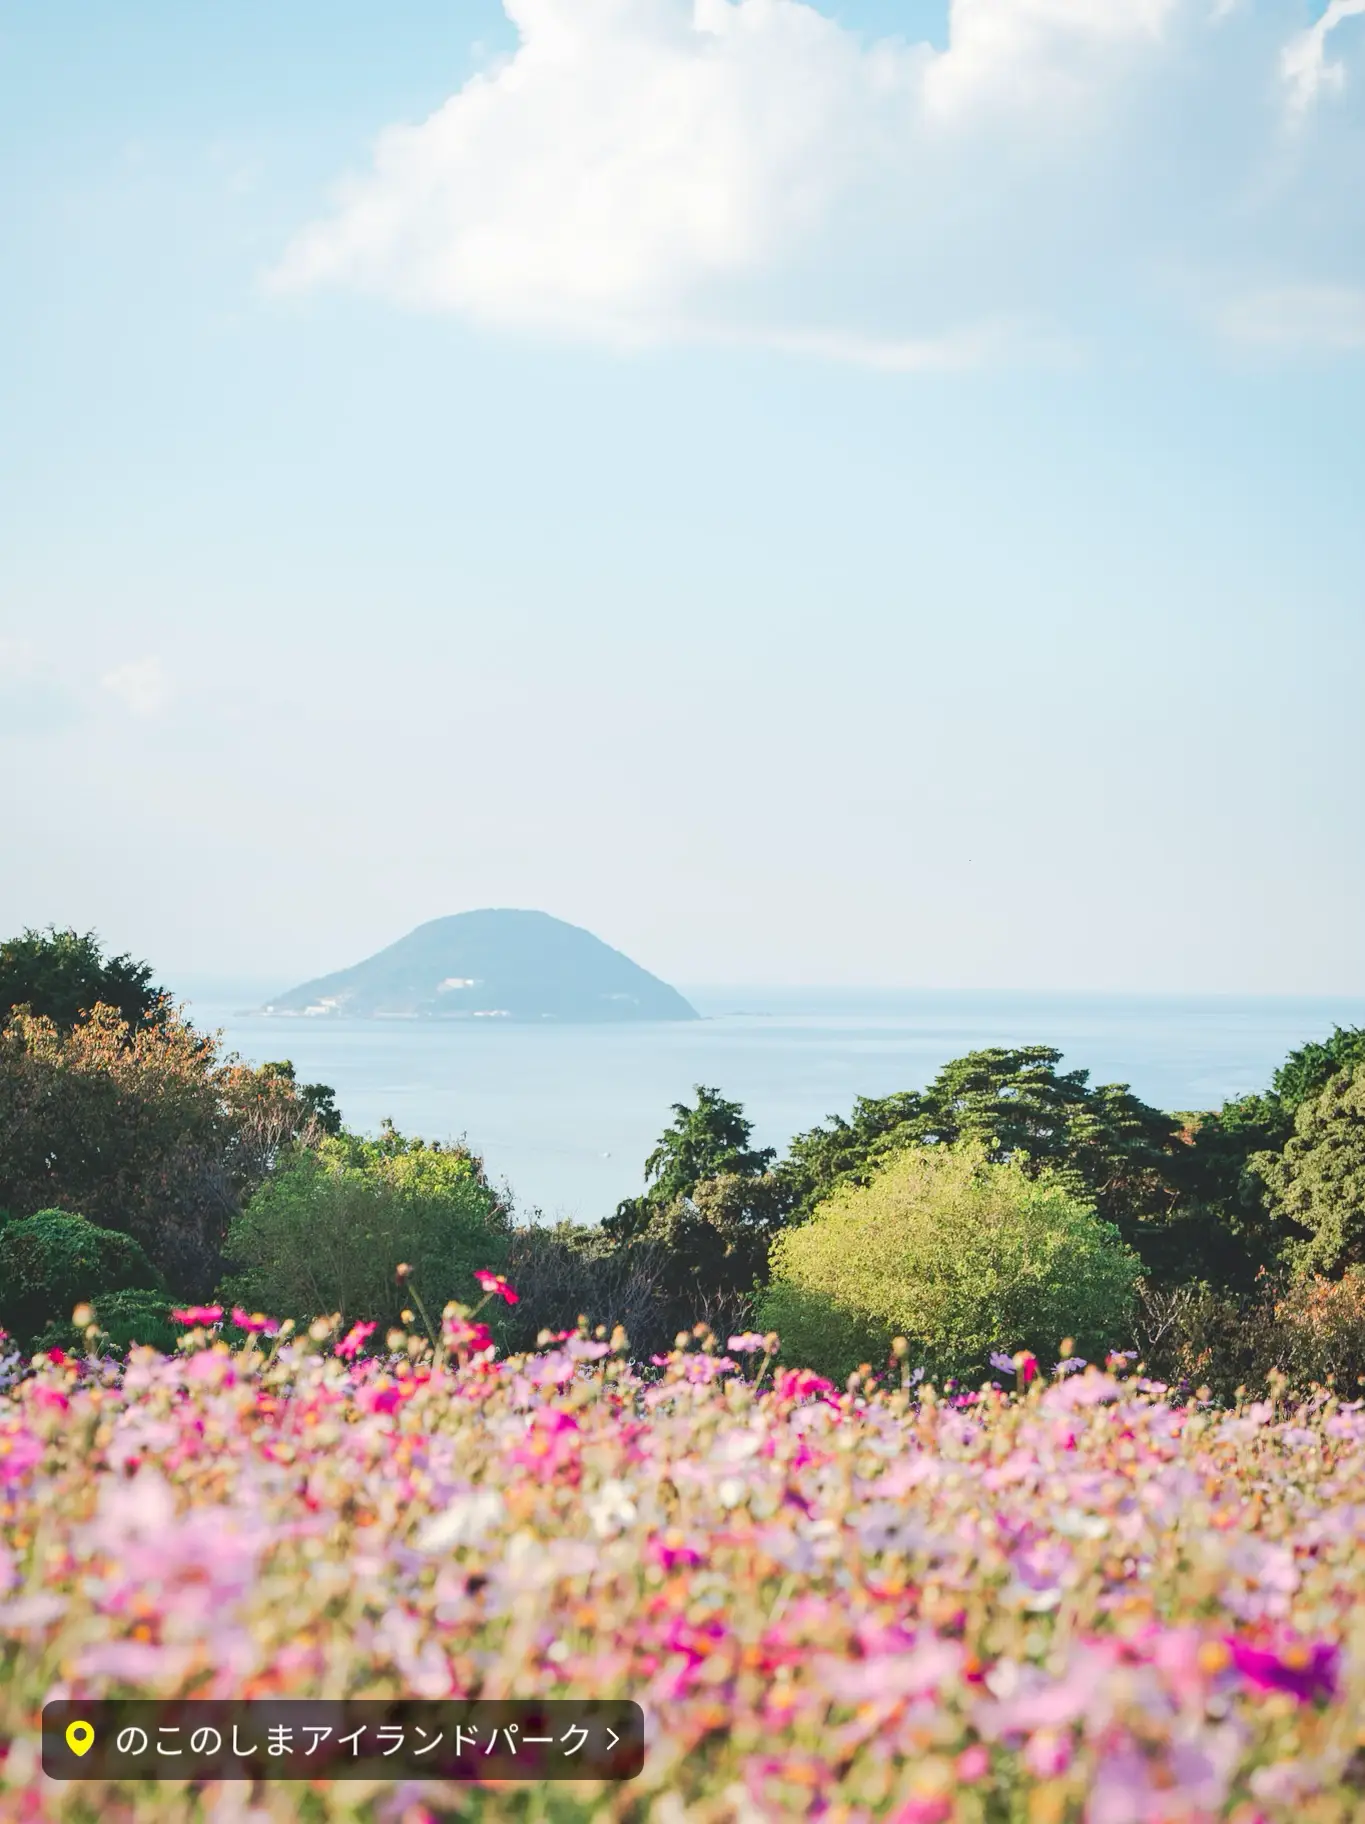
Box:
(261, 908, 699, 1023)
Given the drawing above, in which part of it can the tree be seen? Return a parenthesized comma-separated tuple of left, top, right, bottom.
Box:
(1254, 1063, 1365, 1278)
(0, 1003, 333, 1296)
(758, 1143, 1142, 1387)
(642, 1086, 775, 1205)
(219, 1127, 510, 1328)
(604, 1085, 776, 1242)
(1272, 1027, 1365, 1118)
(0, 927, 167, 1033)
(780, 1047, 1183, 1266)
(254, 1061, 342, 1137)
(0, 1210, 162, 1347)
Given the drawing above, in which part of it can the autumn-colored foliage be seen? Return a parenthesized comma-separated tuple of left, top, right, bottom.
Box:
(0, 1004, 326, 1297)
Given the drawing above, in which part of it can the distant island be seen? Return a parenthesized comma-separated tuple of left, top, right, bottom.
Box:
(261, 909, 699, 1024)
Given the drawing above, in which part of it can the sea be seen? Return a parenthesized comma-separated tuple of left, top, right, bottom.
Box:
(176, 985, 1365, 1226)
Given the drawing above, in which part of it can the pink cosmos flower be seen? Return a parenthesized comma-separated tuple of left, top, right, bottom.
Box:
(171, 1305, 224, 1326)
(728, 1333, 768, 1354)
(335, 1321, 377, 1361)
(443, 1315, 494, 1355)
(1229, 1637, 1339, 1703)
(955, 1745, 990, 1783)
(231, 1308, 280, 1335)
(650, 1531, 704, 1571)
(473, 1269, 519, 1305)
(774, 1368, 837, 1402)
(1022, 1729, 1072, 1778)
(0, 1429, 44, 1484)
(887, 1800, 951, 1824)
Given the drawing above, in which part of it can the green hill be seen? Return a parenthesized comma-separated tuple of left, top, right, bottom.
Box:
(263, 910, 698, 1024)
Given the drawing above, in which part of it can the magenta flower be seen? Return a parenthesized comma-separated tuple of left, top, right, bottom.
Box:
(443, 1315, 494, 1355)
(231, 1308, 280, 1336)
(334, 1321, 377, 1361)
(473, 1269, 519, 1305)
(1229, 1637, 1339, 1703)
(774, 1367, 836, 1402)
(171, 1305, 223, 1326)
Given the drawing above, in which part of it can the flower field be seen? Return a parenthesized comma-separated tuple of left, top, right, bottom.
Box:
(3, 1296, 1365, 1822)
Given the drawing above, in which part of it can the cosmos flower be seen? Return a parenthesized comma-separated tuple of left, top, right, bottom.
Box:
(473, 1269, 520, 1305)
(231, 1308, 280, 1335)
(334, 1321, 377, 1361)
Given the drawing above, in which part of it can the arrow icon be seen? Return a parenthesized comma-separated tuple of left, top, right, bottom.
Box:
(606, 1729, 619, 1750)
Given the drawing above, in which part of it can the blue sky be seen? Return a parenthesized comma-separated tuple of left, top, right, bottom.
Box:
(1, 0, 1362, 996)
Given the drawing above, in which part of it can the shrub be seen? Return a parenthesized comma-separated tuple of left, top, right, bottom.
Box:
(1135, 1268, 1365, 1402)
(33, 1288, 181, 1358)
(758, 1143, 1142, 1386)
(0, 1209, 163, 1347)
(220, 1126, 510, 1328)
(1270, 1268, 1365, 1390)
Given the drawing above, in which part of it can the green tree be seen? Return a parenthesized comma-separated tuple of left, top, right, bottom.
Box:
(780, 1047, 1182, 1262)
(642, 1086, 775, 1205)
(220, 1127, 510, 1328)
(1254, 1063, 1365, 1278)
(0, 927, 167, 1033)
(0, 1210, 163, 1347)
(598, 1087, 781, 1350)
(0, 1003, 335, 1295)
(254, 1060, 343, 1137)
(759, 1143, 1142, 1387)
(605, 1085, 776, 1242)
(1273, 1026, 1365, 1118)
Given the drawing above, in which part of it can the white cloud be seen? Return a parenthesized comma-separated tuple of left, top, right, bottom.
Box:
(1282, 0, 1365, 114)
(274, 0, 1365, 362)
(1221, 283, 1365, 350)
(100, 658, 173, 718)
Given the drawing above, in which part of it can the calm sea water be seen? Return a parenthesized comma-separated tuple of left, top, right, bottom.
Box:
(182, 986, 1365, 1225)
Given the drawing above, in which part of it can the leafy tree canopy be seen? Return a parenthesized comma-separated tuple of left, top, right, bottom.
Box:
(220, 1126, 510, 1330)
(605, 1086, 776, 1243)
(758, 1142, 1142, 1387)
(1255, 1062, 1365, 1279)
(254, 1060, 343, 1137)
(780, 1046, 1181, 1253)
(0, 927, 166, 1033)
(1272, 1026, 1365, 1119)
(643, 1086, 776, 1204)
(0, 1004, 338, 1296)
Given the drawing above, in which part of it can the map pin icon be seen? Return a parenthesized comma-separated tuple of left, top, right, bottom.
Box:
(65, 1720, 95, 1758)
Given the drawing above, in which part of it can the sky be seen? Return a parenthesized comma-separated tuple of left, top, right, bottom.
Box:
(1, 0, 1362, 998)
